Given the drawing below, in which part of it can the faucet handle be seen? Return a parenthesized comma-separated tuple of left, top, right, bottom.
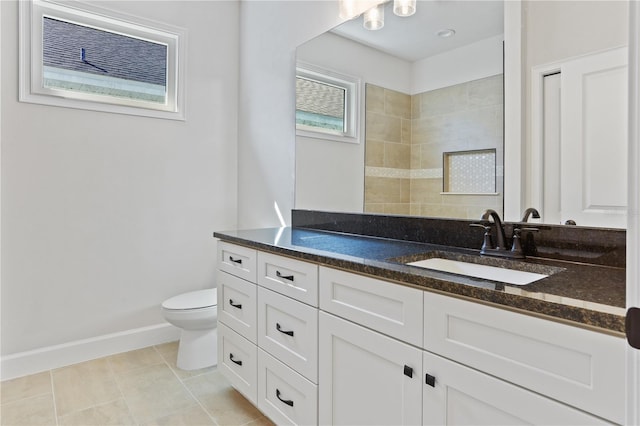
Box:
(470, 223, 494, 251)
(518, 227, 539, 233)
(510, 227, 539, 257)
(470, 223, 491, 231)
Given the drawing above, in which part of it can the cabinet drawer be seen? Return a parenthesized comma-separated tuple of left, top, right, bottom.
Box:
(258, 287, 318, 383)
(218, 270, 257, 343)
(218, 323, 257, 405)
(423, 291, 625, 424)
(319, 267, 423, 347)
(257, 348, 318, 426)
(257, 252, 318, 306)
(218, 241, 257, 282)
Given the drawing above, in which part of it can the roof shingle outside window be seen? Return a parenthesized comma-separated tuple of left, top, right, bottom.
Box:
(43, 17, 167, 86)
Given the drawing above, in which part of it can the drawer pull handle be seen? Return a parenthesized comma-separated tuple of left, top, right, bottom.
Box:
(229, 353, 243, 366)
(229, 299, 242, 309)
(229, 256, 243, 265)
(276, 323, 294, 337)
(276, 389, 294, 407)
(425, 373, 436, 387)
(276, 271, 295, 281)
(404, 365, 413, 378)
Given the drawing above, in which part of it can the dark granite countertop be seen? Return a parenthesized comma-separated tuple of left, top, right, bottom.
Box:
(214, 227, 626, 336)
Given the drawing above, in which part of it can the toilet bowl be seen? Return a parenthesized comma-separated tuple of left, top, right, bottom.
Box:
(161, 288, 217, 370)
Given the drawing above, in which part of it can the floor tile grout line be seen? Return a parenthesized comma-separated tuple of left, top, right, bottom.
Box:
(155, 344, 220, 426)
(52, 355, 134, 424)
(105, 353, 144, 426)
(48, 370, 59, 426)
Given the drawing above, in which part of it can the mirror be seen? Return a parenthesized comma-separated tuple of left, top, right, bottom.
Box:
(295, 0, 629, 228)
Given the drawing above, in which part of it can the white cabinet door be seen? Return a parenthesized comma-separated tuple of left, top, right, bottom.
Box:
(423, 291, 625, 424)
(318, 311, 422, 426)
(422, 351, 612, 425)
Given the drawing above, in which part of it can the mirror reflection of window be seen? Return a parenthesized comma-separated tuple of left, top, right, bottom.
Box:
(296, 77, 346, 133)
(295, 63, 360, 143)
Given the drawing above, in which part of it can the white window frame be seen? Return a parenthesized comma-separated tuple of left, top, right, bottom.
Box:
(19, 0, 186, 120)
(296, 62, 361, 144)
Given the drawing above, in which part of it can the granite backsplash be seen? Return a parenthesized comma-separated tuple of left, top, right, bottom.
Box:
(292, 210, 626, 268)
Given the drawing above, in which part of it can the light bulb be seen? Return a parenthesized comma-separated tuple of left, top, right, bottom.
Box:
(339, 0, 360, 20)
(363, 4, 384, 30)
(393, 0, 416, 17)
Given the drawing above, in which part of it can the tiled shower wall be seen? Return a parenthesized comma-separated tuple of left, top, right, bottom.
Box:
(364, 75, 504, 219)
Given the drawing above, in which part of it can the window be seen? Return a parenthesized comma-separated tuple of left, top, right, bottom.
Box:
(296, 63, 360, 143)
(19, 0, 186, 120)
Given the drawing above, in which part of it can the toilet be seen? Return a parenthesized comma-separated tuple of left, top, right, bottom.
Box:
(161, 288, 218, 370)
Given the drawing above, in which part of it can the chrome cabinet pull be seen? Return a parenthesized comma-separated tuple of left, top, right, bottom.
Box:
(276, 271, 294, 281)
(276, 323, 294, 337)
(276, 389, 294, 407)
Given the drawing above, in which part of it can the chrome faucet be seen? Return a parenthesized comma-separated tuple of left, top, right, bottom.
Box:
(481, 209, 508, 250)
(521, 208, 540, 223)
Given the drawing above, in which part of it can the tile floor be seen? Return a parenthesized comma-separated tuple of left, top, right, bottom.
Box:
(0, 342, 275, 426)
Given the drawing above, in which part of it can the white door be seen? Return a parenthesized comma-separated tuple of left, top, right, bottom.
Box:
(318, 311, 422, 425)
(541, 72, 562, 224)
(560, 47, 628, 228)
(422, 351, 609, 425)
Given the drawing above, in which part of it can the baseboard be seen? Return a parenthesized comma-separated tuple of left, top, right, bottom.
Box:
(0, 323, 181, 381)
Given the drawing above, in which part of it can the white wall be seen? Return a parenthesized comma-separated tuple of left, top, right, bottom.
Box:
(1, 0, 239, 378)
(412, 34, 504, 94)
(525, 0, 628, 68)
(238, 1, 341, 227)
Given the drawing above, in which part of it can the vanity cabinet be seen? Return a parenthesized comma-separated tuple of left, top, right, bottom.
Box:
(217, 242, 625, 425)
(318, 267, 621, 426)
(217, 242, 320, 425)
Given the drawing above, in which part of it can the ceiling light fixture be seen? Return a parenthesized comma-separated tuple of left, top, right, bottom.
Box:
(363, 4, 384, 30)
(393, 0, 416, 17)
(339, 0, 360, 20)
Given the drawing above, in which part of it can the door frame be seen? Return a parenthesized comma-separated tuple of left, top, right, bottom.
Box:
(627, 1, 640, 424)
(529, 61, 561, 215)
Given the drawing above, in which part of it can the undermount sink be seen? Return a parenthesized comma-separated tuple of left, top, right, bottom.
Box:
(406, 258, 549, 286)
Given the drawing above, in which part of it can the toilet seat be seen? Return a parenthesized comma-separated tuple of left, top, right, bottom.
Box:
(162, 288, 217, 310)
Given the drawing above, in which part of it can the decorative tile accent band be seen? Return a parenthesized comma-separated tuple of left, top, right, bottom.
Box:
(365, 166, 442, 179)
(365, 166, 504, 179)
